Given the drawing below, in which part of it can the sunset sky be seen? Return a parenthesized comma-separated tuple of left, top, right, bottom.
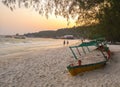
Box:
(0, 2, 76, 35)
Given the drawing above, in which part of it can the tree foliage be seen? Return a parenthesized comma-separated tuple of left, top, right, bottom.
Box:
(2, 0, 104, 25)
(97, 0, 120, 41)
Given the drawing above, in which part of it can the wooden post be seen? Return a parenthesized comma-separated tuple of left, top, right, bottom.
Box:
(69, 47, 78, 60)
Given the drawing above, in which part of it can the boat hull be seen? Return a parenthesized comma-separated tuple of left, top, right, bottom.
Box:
(67, 61, 106, 76)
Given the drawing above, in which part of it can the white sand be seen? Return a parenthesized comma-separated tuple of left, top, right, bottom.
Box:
(0, 42, 120, 87)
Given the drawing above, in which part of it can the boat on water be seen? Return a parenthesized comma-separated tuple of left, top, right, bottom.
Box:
(67, 38, 111, 76)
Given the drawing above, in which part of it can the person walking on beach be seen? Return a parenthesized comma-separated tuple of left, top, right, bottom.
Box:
(67, 40, 69, 45)
(63, 40, 65, 46)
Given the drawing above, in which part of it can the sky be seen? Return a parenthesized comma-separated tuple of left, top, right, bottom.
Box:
(0, 2, 76, 35)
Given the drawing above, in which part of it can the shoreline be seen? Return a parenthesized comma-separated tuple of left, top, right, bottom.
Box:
(0, 38, 80, 57)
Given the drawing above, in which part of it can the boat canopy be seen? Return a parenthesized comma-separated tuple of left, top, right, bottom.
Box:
(78, 41, 97, 47)
(69, 37, 107, 60)
(70, 37, 106, 48)
(70, 41, 98, 48)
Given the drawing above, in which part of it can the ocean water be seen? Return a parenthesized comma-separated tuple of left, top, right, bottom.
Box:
(0, 37, 62, 48)
(0, 37, 62, 56)
(0, 37, 79, 56)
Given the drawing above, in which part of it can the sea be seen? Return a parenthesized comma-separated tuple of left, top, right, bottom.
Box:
(0, 36, 62, 56)
(0, 37, 62, 48)
(0, 36, 79, 56)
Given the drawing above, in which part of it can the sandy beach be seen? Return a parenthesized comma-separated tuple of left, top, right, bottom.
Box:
(0, 39, 120, 87)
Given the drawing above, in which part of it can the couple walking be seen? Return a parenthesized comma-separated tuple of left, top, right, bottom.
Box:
(63, 40, 69, 46)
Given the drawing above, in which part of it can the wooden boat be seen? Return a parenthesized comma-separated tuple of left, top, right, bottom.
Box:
(67, 38, 110, 76)
(67, 60, 107, 76)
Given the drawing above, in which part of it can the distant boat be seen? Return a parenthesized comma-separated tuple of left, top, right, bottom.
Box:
(14, 35, 26, 39)
(5, 35, 13, 38)
(62, 35, 74, 39)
